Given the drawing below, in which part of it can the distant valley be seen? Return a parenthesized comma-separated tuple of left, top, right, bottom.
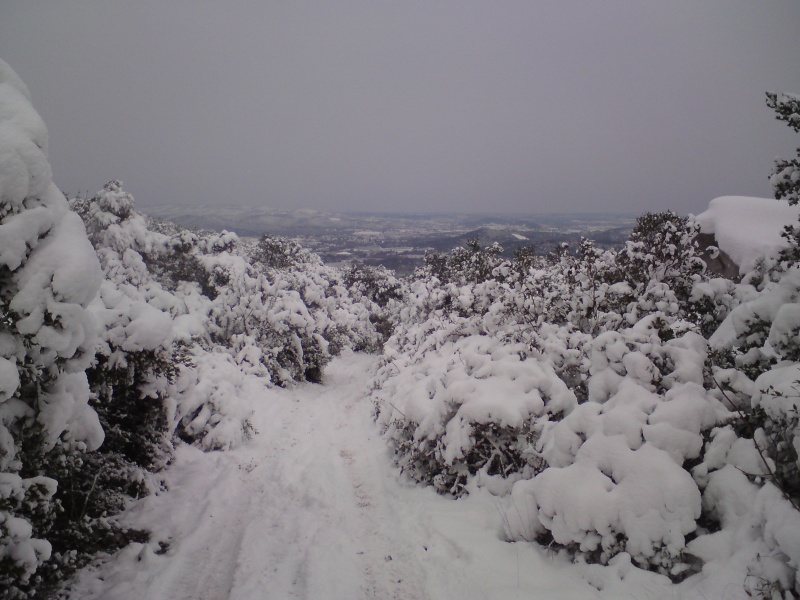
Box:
(142, 204, 636, 275)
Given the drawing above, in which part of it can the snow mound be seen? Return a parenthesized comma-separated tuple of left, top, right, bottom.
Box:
(694, 196, 800, 273)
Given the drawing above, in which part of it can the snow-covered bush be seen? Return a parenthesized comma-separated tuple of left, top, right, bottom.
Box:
(500, 215, 724, 344)
(510, 238, 630, 334)
(343, 262, 405, 346)
(767, 91, 800, 271)
(201, 234, 391, 383)
(615, 212, 705, 302)
(251, 233, 317, 270)
(71, 183, 262, 450)
(371, 186, 800, 591)
(505, 321, 730, 577)
(374, 318, 576, 496)
(343, 262, 404, 310)
(0, 59, 104, 594)
(421, 239, 504, 285)
(511, 435, 703, 575)
(205, 252, 329, 385)
(265, 259, 388, 357)
(170, 347, 259, 450)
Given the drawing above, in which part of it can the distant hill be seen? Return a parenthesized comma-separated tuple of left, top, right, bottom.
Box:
(141, 204, 636, 240)
(140, 204, 636, 275)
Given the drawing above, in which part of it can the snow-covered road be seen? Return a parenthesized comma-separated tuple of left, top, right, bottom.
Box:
(65, 353, 679, 600)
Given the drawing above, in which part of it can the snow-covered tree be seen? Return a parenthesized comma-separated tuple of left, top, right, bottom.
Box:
(252, 234, 317, 271)
(421, 239, 504, 285)
(767, 92, 800, 272)
(767, 91, 800, 206)
(0, 59, 104, 593)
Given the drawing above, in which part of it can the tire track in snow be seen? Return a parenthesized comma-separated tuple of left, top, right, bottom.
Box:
(159, 458, 251, 600)
(229, 353, 431, 600)
(65, 353, 435, 599)
(335, 398, 429, 600)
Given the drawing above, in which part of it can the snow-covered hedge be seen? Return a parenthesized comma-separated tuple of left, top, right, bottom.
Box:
(1, 55, 396, 594)
(372, 201, 800, 592)
(0, 59, 104, 592)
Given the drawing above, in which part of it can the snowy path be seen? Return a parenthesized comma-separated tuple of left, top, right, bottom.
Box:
(65, 353, 678, 600)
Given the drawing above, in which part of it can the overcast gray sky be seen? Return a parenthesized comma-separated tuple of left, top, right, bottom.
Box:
(1, 2, 799, 215)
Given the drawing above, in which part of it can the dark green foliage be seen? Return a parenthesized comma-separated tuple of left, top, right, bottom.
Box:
(767, 91, 800, 134)
(766, 91, 800, 266)
(751, 403, 800, 507)
(148, 243, 214, 298)
(86, 350, 176, 472)
(386, 416, 546, 498)
(6, 348, 179, 598)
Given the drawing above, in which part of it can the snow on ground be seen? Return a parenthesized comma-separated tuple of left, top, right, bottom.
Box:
(65, 353, 691, 600)
(694, 196, 800, 272)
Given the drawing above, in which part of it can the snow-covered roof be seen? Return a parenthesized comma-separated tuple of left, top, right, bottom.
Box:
(694, 196, 800, 273)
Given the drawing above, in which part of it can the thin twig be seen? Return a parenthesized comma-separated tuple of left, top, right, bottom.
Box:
(712, 376, 800, 512)
(81, 468, 103, 520)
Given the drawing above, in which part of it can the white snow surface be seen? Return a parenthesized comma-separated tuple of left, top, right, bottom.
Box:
(62, 353, 713, 600)
(694, 195, 800, 273)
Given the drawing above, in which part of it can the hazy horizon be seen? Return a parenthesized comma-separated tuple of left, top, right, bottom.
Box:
(145, 200, 640, 217)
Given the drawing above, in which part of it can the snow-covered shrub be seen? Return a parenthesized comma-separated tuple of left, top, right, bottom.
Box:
(522, 239, 620, 333)
(343, 262, 405, 347)
(364, 91, 800, 595)
(767, 91, 800, 274)
(767, 91, 800, 208)
(270, 260, 387, 356)
(0, 59, 104, 594)
(502, 318, 731, 577)
(511, 435, 703, 575)
(71, 183, 267, 452)
(70, 181, 172, 288)
(204, 252, 331, 384)
(505, 217, 719, 342)
(170, 347, 259, 451)
(751, 365, 800, 506)
(374, 317, 576, 496)
(252, 233, 317, 270)
(421, 239, 504, 286)
(706, 268, 800, 508)
(36, 184, 208, 588)
(374, 222, 723, 506)
(344, 262, 404, 309)
(524, 324, 594, 402)
(201, 234, 390, 381)
(616, 212, 705, 302)
(138, 217, 218, 297)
